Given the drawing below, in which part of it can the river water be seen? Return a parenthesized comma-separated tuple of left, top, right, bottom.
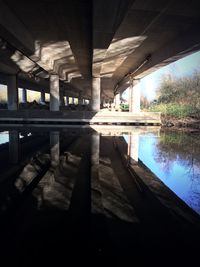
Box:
(124, 129, 200, 215)
(0, 126, 200, 216)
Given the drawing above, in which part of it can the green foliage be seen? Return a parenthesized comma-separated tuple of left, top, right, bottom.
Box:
(149, 103, 199, 118)
(153, 71, 200, 118)
(120, 103, 129, 111)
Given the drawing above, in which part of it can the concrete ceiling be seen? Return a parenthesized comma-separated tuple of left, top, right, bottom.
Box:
(0, 0, 200, 99)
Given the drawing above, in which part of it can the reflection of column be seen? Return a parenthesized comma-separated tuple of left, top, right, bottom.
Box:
(50, 74, 59, 111)
(129, 79, 140, 113)
(128, 134, 139, 163)
(50, 131, 60, 167)
(9, 130, 20, 164)
(91, 133, 100, 171)
(91, 133, 100, 213)
(22, 88, 27, 103)
(91, 77, 100, 111)
(7, 75, 18, 110)
(40, 91, 45, 103)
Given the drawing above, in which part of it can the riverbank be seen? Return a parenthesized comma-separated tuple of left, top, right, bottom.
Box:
(161, 115, 200, 131)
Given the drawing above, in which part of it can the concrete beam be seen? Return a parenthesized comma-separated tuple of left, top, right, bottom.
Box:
(0, 1, 35, 55)
(134, 29, 200, 79)
(93, 0, 134, 77)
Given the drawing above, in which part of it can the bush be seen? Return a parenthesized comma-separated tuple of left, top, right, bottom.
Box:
(149, 103, 199, 118)
(120, 103, 129, 111)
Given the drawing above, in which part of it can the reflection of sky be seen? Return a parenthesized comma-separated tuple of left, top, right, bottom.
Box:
(0, 131, 9, 144)
(0, 132, 25, 145)
(139, 135, 200, 215)
(124, 133, 200, 215)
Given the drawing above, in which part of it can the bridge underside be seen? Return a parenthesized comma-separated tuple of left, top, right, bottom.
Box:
(0, 0, 200, 118)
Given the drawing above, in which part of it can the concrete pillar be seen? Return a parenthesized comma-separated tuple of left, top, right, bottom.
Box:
(78, 92, 83, 105)
(40, 91, 45, 103)
(50, 74, 59, 111)
(71, 97, 74, 104)
(50, 131, 60, 168)
(59, 90, 65, 106)
(128, 134, 139, 163)
(114, 93, 120, 111)
(7, 75, 18, 110)
(21, 88, 27, 103)
(129, 79, 140, 113)
(91, 77, 100, 111)
(9, 130, 20, 164)
(66, 96, 69, 106)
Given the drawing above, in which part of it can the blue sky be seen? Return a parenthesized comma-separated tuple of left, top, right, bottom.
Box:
(123, 50, 200, 101)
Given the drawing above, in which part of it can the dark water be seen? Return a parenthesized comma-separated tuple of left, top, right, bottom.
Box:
(0, 126, 199, 266)
(124, 129, 200, 215)
(1, 127, 200, 215)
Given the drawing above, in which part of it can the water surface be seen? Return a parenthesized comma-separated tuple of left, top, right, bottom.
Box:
(125, 130, 200, 215)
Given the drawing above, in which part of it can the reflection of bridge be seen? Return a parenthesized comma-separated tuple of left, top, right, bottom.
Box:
(0, 0, 200, 122)
(0, 127, 199, 265)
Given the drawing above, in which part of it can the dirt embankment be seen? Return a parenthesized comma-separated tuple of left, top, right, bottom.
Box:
(161, 115, 200, 131)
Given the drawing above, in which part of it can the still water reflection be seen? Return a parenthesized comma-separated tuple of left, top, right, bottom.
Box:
(1, 126, 200, 217)
(0, 131, 9, 144)
(125, 130, 200, 215)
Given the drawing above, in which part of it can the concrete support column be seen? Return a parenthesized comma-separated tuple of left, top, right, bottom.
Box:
(22, 88, 27, 103)
(66, 96, 69, 106)
(128, 134, 139, 163)
(40, 91, 45, 103)
(50, 131, 60, 168)
(91, 77, 100, 111)
(71, 97, 74, 104)
(9, 130, 20, 164)
(50, 74, 59, 111)
(114, 93, 120, 111)
(59, 90, 65, 106)
(129, 79, 140, 113)
(7, 75, 18, 110)
(78, 92, 83, 105)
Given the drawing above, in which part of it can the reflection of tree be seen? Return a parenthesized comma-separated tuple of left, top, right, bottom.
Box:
(154, 130, 200, 213)
(155, 130, 200, 173)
